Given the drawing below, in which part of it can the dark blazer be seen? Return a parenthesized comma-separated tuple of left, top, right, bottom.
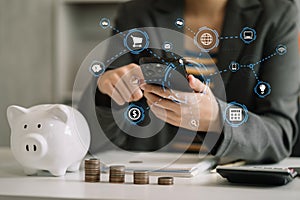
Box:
(80, 0, 300, 163)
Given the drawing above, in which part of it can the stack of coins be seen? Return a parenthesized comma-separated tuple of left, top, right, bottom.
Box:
(158, 177, 174, 185)
(84, 158, 100, 183)
(133, 170, 149, 185)
(109, 165, 125, 183)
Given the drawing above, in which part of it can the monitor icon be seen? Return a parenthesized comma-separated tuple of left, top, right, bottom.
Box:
(240, 27, 257, 44)
(243, 31, 254, 40)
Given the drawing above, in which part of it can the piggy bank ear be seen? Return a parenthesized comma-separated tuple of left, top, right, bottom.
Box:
(7, 105, 28, 127)
(49, 105, 68, 123)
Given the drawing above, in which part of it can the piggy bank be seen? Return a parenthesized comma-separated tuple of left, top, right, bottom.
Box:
(7, 104, 91, 176)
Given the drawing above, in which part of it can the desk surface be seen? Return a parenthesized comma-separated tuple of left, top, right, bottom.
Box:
(0, 147, 299, 200)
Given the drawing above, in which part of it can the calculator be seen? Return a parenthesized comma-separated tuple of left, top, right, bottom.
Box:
(216, 166, 298, 186)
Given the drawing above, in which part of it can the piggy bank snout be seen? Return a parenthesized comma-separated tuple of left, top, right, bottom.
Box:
(20, 134, 48, 160)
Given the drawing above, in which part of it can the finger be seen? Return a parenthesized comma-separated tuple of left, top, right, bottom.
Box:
(188, 75, 207, 93)
(142, 84, 191, 104)
(131, 89, 143, 101)
(123, 65, 144, 101)
(150, 104, 180, 126)
(141, 84, 199, 104)
(108, 84, 126, 105)
(97, 76, 109, 94)
(115, 79, 134, 102)
(144, 92, 179, 112)
(141, 84, 171, 99)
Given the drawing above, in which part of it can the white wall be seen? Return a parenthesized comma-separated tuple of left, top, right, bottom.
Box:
(0, 0, 54, 146)
(0, 0, 124, 147)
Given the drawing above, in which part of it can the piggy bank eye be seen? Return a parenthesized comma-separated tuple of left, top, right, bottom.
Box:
(37, 124, 42, 129)
(23, 124, 28, 129)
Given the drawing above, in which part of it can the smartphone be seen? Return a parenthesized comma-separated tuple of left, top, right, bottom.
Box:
(139, 57, 193, 92)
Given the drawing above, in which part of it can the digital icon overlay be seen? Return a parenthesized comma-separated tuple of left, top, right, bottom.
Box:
(175, 18, 185, 28)
(125, 104, 145, 125)
(124, 29, 149, 54)
(89, 61, 105, 77)
(254, 81, 271, 98)
(229, 61, 240, 72)
(276, 45, 287, 56)
(225, 102, 249, 127)
(194, 26, 219, 52)
(162, 41, 173, 52)
(99, 18, 110, 29)
(240, 27, 257, 44)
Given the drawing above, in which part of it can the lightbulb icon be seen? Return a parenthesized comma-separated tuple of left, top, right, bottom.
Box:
(255, 81, 271, 98)
(259, 84, 266, 94)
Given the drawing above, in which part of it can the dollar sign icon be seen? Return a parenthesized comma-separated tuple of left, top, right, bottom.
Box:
(125, 104, 146, 125)
(128, 107, 141, 121)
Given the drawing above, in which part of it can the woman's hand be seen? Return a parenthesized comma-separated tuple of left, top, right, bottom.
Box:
(97, 64, 144, 105)
(141, 75, 222, 132)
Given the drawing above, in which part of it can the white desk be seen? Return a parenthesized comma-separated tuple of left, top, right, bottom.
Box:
(0, 147, 299, 200)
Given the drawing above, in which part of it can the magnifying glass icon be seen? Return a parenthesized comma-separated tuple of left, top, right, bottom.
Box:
(190, 119, 199, 128)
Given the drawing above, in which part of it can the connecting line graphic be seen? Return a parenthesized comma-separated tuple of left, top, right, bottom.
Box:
(185, 26, 197, 36)
(208, 52, 279, 82)
(101, 21, 181, 63)
(184, 25, 239, 40)
(146, 49, 166, 63)
(95, 17, 287, 127)
(98, 23, 194, 117)
(146, 49, 179, 66)
(105, 49, 127, 64)
(100, 19, 281, 87)
(250, 67, 259, 80)
(109, 26, 126, 37)
(219, 36, 240, 40)
(252, 52, 277, 67)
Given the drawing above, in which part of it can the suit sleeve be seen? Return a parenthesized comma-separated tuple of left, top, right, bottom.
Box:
(214, 3, 300, 163)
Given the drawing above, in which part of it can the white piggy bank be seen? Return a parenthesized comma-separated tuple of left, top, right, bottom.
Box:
(7, 104, 91, 176)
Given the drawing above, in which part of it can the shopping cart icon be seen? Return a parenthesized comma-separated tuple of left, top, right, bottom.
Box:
(130, 35, 143, 48)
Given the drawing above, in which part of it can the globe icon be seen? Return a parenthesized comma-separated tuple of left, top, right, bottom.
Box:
(200, 33, 213, 46)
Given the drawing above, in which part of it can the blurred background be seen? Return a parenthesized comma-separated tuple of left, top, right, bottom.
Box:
(0, 0, 299, 147)
(0, 0, 128, 146)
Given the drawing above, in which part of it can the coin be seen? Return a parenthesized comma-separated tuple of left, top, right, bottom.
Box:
(109, 165, 125, 183)
(84, 158, 101, 183)
(85, 176, 100, 183)
(110, 165, 125, 171)
(85, 158, 100, 165)
(85, 171, 100, 175)
(134, 170, 149, 185)
(158, 177, 174, 185)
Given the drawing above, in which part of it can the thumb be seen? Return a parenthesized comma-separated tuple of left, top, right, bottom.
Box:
(188, 75, 206, 93)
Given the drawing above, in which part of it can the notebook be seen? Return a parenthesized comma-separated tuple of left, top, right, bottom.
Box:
(93, 151, 218, 177)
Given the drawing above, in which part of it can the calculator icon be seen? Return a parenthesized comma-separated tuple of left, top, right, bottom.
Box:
(229, 108, 243, 122)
